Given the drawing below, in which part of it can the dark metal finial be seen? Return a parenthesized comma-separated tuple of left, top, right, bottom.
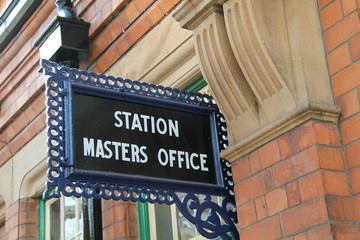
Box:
(56, 0, 77, 18)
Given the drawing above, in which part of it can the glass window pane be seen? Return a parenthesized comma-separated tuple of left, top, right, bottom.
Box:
(177, 210, 196, 240)
(154, 204, 174, 240)
(64, 197, 76, 240)
(77, 198, 83, 236)
(46, 196, 96, 240)
(49, 199, 61, 240)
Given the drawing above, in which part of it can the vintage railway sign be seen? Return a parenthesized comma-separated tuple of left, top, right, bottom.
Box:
(69, 87, 219, 189)
(42, 60, 238, 240)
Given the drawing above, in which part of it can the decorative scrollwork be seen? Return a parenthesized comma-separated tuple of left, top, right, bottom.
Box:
(174, 193, 238, 240)
(41, 59, 238, 239)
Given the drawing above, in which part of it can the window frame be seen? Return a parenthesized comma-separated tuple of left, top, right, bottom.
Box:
(0, 0, 43, 53)
(45, 196, 84, 240)
(39, 196, 103, 240)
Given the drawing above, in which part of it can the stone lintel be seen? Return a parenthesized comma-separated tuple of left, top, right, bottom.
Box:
(221, 102, 340, 162)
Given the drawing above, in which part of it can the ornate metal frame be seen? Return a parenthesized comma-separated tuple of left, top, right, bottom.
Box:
(41, 59, 239, 239)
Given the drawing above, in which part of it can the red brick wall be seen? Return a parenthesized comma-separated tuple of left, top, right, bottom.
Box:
(321, 0, 360, 237)
(102, 199, 139, 240)
(0, 198, 38, 240)
(80, 0, 182, 73)
(232, 0, 360, 239)
(233, 121, 360, 239)
(0, 0, 54, 166)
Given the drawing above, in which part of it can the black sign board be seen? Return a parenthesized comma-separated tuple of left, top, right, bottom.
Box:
(45, 69, 231, 193)
(68, 87, 219, 188)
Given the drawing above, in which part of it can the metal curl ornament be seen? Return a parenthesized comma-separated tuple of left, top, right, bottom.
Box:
(173, 193, 238, 240)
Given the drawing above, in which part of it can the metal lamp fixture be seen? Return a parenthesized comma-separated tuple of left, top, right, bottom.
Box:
(34, 0, 90, 68)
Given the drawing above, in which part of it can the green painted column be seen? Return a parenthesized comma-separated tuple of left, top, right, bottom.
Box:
(38, 198, 46, 240)
(137, 202, 150, 240)
(184, 77, 207, 92)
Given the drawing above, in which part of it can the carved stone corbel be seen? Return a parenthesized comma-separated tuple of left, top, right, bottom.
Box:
(173, 0, 340, 162)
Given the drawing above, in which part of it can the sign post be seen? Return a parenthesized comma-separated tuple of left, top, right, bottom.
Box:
(42, 60, 238, 239)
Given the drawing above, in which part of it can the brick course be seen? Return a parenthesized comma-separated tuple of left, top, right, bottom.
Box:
(102, 199, 138, 239)
(232, 120, 356, 239)
(0, 199, 38, 240)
